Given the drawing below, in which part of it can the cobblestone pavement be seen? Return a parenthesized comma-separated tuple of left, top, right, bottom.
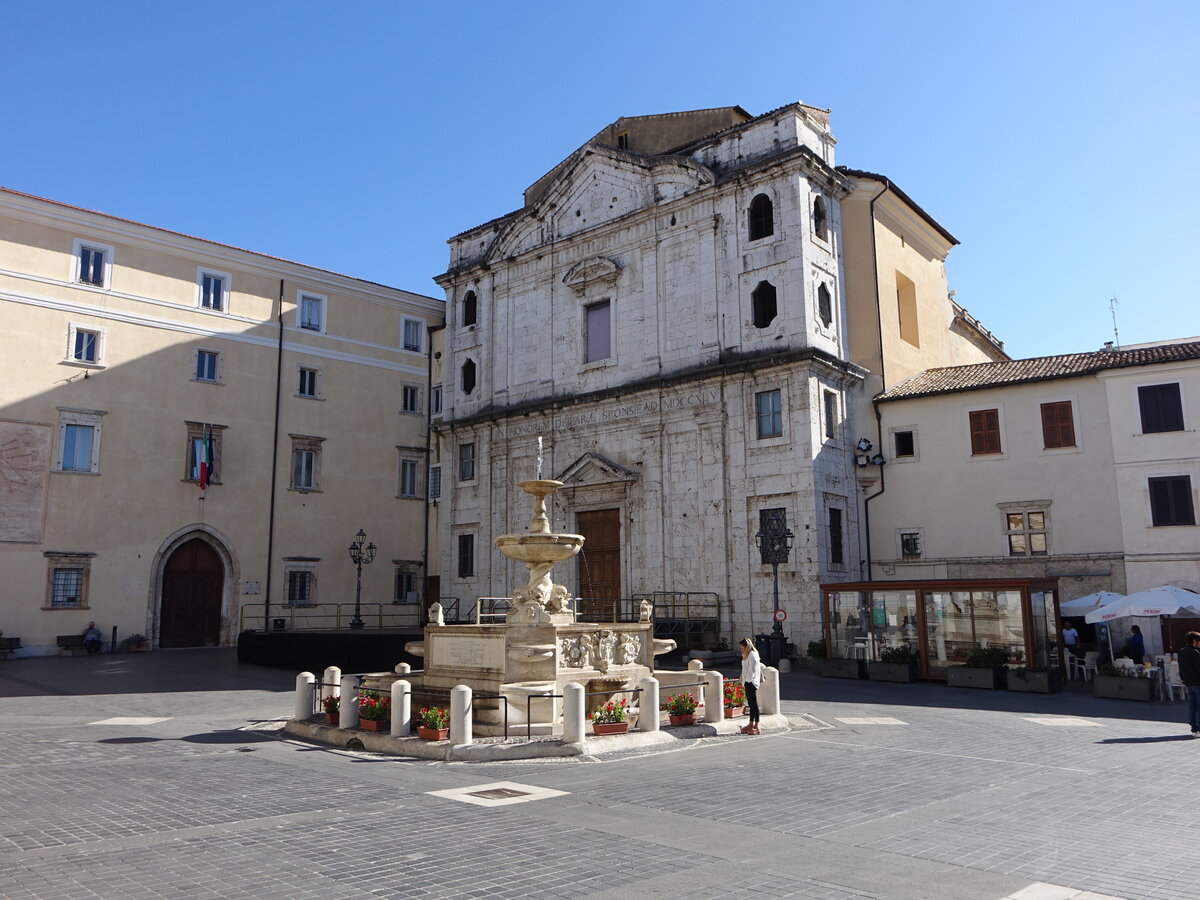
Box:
(1, 650, 1198, 899)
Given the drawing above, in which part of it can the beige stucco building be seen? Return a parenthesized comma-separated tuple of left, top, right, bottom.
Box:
(430, 105, 1006, 649)
(0, 188, 443, 655)
(868, 339, 1200, 606)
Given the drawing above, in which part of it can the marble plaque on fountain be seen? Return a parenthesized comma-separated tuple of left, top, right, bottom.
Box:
(429, 632, 506, 671)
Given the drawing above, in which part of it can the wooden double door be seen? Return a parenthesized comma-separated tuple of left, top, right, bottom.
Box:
(577, 509, 621, 609)
(160, 539, 223, 647)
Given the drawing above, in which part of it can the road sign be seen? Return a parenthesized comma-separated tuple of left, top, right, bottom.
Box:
(773, 609, 787, 623)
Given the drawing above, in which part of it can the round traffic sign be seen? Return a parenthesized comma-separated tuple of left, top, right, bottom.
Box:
(773, 609, 787, 623)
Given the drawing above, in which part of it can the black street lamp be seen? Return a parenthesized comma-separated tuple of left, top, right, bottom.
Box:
(755, 513, 794, 666)
(347, 529, 376, 630)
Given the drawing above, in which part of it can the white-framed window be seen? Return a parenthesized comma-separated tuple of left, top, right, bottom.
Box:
(66, 323, 105, 367)
(56, 407, 104, 474)
(755, 389, 783, 439)
(197, 268, 231, 313)
(290, 434, 324, 492)
(44, 552, 94, 609)
(402, 384, 421, 414)
(283, 559, 318, 606)
(584, 300, 611, 363)
(185, 422, 224, 484)
(297, 366, 321, 399)
(72, 239, 113, 289)
(459, 443, 476, 481)
(999, 501, 1051, 557)
(891, 427, 919, 462)
(402, 317, 424, 352)
(394, 566, 420, 604)
(194, 349, 222, 383)
(399, 456, 421, 499)
(297, 291, 325, 332)
(431, 385, 443, 416)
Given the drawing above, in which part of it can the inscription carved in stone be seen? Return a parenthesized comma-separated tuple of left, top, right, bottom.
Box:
(0, 421, 51, 543)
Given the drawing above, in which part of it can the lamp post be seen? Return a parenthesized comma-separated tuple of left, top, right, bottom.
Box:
(755, 514, 794, 666)
(347, 529, 376, 630)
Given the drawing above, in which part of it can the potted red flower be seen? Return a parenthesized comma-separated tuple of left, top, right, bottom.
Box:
(723, 681, 746, 717)
(588, 698, 629, 735)
(357, 690, 390, 731)
(320, 695, 339, 724)
(664, 692, 698, 726)
(416, 706, 450, 740)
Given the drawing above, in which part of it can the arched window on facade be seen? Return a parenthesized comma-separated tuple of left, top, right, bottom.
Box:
(461, 359, 477, 394)
(817, 283, 833, 327)
(813, 196, 828, 241)
(462, 290, 477, 327)
(751, 281, 777, 328)
(748, 193, 774, 241)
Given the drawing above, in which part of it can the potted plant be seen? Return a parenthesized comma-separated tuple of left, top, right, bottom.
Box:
(1093, 665, 1154, 702)
(815, 637, 867, 679)
(946, 647, 1009, 689)
(1007, 665, 1058, 694)
(320, 695, 340, 724)
(869, 644, 919, 683)
(724, 681, 746, 717)
(588, 698, 629, 735)
(357, 690, 390, 731)
(127, 634, 150, 653)
(664, 692, 698, 727)
(416, 706, 450, 740)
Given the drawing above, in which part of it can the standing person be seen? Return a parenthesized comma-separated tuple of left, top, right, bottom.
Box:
(1179, 632, 1200, 737)
(1062, 621, 1080, 658)
(82, 621, 102, 655)
(738, 636, 763, 735)
(1126, 624, 1145, 665)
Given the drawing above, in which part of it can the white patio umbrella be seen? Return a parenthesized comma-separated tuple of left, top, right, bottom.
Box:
(1060, 591, 1123, 616)
(1084, 586, 1200, 659)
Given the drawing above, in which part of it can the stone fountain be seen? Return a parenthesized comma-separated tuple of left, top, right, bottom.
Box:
(399, 478, 674, 735)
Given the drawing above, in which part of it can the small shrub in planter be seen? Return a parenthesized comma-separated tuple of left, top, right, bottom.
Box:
(1007, 666, 1058, 694)
(818, 656, 867, 679)
(807, 638, 827, 660)
(869, 644, 919, 683)
(947, 647, 1009, 689)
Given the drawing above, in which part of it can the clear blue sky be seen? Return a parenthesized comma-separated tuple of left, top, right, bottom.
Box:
(5, 1, 1197, 359)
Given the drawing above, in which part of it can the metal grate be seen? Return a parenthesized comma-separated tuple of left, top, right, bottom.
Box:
(466, 788, 530, 800)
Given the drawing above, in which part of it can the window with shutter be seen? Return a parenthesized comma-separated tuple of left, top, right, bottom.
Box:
(969, 409, 1002, 455)
(1138, 384, 1184, 433)
(1149, 476, 1195, 526)
(1040, 401, 1076, 449)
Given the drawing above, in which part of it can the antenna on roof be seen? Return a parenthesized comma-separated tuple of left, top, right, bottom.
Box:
(1109, 296, 1120, 350)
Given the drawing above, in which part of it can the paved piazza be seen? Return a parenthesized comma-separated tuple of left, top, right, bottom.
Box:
(1, 650, 1198, 899)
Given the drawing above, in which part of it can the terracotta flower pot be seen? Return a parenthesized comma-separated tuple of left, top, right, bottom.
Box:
(724, 706, 744, 718)
(359, 718, 387, 732)
(323, 712, 339, 724)
(668, 714, 696, 727)
(417, 725, 449, 741)
(592, 722, 629, 735)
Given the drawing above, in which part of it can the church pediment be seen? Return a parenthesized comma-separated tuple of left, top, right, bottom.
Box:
(557, 452, 640, 488)
(562, 256, 622, 294)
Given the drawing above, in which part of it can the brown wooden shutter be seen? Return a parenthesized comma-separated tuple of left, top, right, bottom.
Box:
(1040, 401, 1075, 449)
(969, 409, 1001, 455)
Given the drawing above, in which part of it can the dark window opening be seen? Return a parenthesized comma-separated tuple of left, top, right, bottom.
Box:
(751, 281, 777, 329)
(828, 507, 844, 566)
(462, 290, 477, 327)
(748, 193, 774, 241)
(817, 283, 832, 328)
(1138, 383, 1184, 434)
(894, 430, 915, 457)
(813, 196, 828, 241)
(823, 390, 838, 440)
(461, 359, 476, 394)
(458, 534, 475, 578)
(900, 532, 921, 559)
(1150, 476, 1195, 526)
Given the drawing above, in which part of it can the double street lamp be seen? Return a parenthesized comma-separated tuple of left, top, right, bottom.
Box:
(755, 514, 794, 666)
(348, 529, 377, 630)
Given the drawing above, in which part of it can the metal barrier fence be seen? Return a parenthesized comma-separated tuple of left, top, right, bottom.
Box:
(240, 603, 423, 632)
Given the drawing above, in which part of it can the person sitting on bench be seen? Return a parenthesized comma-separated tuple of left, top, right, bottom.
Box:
(82, 621, 103, 655)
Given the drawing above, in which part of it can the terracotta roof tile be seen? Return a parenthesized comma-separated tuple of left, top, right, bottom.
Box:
(878, 340, 1200, 402)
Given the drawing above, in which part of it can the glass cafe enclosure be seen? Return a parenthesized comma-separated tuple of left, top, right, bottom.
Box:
(819, 579, 1060, 679)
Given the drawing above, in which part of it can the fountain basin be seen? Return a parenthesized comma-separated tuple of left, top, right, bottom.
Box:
(495, 533, 584, 564)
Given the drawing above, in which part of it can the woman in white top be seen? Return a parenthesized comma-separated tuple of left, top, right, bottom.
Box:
(739, 636, 763, 735)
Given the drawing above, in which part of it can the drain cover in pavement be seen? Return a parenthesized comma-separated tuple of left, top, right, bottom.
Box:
(428, 781, 569, 807)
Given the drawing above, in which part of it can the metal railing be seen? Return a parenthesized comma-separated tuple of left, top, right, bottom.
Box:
(574, 597, 646, 623)
(240, 602, 422, 632)
(639, 591, 720, 622)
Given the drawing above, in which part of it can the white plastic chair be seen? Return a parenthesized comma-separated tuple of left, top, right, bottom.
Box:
(1075, 651, 1099, 682)
(1166, 661, 1188, 702)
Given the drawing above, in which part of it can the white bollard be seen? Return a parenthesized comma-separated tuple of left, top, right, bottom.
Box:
(394, 662, 411, 675)
(703, 671, 723, 722)
(761, 666, 781, 716)
(323, 666, 342, 703)
(637, 676, 660, 732)
(391, 679, 411, 736)
(563, 682, 585, 744)
(294, 672, 315, 721)
(450, 684, 472, 746)
(687, 658, 704, 671)
(339, 675, 360, 729)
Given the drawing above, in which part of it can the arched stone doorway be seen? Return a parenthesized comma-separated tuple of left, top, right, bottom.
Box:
(160, 538, 224, 647)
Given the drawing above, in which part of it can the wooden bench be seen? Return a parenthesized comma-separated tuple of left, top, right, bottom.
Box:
(0, 637, 21, 659)
(56, 634, 86, 655)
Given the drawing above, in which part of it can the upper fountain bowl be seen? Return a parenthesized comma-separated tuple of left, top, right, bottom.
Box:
(495, 532, 584, 564)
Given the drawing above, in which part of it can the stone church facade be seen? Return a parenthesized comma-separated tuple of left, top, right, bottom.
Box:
(433, 105, 868, 644)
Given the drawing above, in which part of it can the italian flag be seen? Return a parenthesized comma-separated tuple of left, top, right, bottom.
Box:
(198, 426, 214, 491)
